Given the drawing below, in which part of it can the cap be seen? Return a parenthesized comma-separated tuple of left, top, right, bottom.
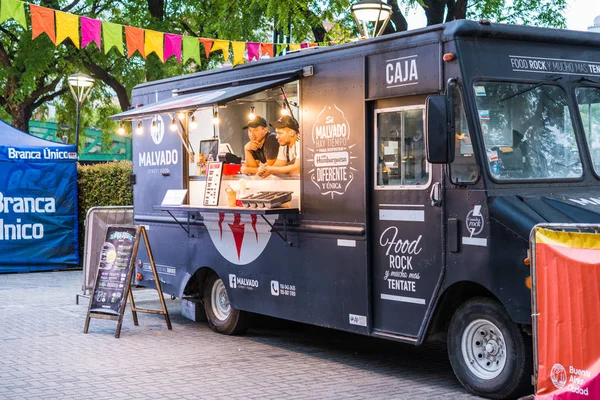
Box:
(242, 116, 268, 129)
(270, 115, 299, 131)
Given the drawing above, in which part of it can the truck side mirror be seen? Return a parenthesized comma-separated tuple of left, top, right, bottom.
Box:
(425, 95, 453, 164)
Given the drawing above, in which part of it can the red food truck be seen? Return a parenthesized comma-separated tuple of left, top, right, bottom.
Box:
(113, 20, 600, 399)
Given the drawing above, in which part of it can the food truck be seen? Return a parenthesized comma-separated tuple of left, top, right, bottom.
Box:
(113, 20, 600, 399)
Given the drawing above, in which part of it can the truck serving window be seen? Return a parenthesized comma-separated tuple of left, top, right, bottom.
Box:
(375, 107, 428, 187)
(473, 82, 582, 180)
(576, 87, 600, 175)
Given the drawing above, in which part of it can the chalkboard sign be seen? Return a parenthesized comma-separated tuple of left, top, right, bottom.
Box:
(84, 225, 171, 338)
(89, 226, 138, 315)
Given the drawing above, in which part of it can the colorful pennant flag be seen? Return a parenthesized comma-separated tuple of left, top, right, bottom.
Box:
(103, 22, 124, 55)
(55, 11, 79, 49)
(232, 41, 246, 67)
(29, 4, 55, 44)
(182, 36, 200, 64)
(0, 0, 26, 29)
(199, 38, 213, 58)
(8, 2, 336, 68)
(125, 26, 144, 58)
(164, 33, 182, 62)
(211, 40, 230, 62)
(145, 30, 164, 62)
(80, 17, 101, 50)
(260, 43, 274, 58)
(247, 42, 260, 61)
(276, 43, 287, 56)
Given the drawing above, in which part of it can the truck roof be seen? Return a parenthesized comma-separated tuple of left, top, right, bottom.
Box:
(131, 19, 600, 94)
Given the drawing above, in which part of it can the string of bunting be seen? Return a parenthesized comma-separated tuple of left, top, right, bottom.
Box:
(0, 0, 333, 66)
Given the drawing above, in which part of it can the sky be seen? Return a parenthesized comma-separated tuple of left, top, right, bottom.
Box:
(402, 0, 600, 31)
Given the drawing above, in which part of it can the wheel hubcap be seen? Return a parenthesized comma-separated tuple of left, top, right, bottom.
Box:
(211, 279, 230, 321)
(461, 319, 507, 380)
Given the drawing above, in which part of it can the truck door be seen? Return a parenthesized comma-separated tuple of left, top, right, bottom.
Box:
(371, 101, 444, 339)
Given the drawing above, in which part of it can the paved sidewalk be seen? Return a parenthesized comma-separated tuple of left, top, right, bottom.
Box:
(0, 271, 481, 399)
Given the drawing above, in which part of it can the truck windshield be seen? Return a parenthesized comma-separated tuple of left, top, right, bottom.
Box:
(576, 86, 600, 175)
(473, 82, 582, 180)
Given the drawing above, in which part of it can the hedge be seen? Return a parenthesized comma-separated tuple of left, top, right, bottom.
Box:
(77, 161, 133, 266)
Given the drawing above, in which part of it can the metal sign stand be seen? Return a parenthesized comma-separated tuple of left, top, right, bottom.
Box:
(84, 226, 172, 338)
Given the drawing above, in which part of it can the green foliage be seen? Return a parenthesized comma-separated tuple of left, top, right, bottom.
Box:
(77, 161, 133, 262)
(465, 0, 567, 28)
(78, 160, 133, 211)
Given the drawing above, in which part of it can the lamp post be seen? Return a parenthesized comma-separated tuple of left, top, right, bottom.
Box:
(350, 0, 393, 39)
(67, 73, 95, 154)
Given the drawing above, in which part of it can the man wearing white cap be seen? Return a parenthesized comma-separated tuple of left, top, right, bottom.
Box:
(257, 115, 300, 178)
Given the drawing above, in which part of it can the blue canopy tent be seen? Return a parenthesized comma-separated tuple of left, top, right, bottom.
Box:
(0, 120, 78, 273)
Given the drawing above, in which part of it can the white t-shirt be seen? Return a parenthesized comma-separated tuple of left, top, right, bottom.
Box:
(277, 141, 300, 166)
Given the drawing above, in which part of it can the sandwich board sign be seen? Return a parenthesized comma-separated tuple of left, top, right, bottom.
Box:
(83, 225, 171, 338)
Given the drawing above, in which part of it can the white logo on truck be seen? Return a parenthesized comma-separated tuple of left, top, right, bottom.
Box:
(150, 115, 164, 145)
(466, 205, 484, 237)
(385, 55, 419, 88)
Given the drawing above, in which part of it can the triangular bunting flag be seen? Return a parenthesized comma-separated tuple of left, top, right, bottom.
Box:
(182, 36, 200, 64)
(211, 40, 230, 62)
(102, 22, 124, 55)
(199, 38, 213, 58)
(125, 26, 145, 58)
(276, 43, 287, 56)
(232, 41, 245, 67)
(56, 11, 79, 49)
(0, 0, 26, 29)
(300, 43, 309, 49)
(145, 30, 164, 62)
(289, 43, 301, 52)
(81, 16, 101, 50)
(29, 5, 55, 44)
(247, 42, 260, 61)
(309, 43, 318, 47)
(260, 43, 274, 58)
(164, 33, 182, 63)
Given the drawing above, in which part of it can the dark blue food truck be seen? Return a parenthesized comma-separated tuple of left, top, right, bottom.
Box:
(113, 20, 600, 399)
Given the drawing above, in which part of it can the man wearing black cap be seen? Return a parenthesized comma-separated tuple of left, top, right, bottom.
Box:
(241, 116, 280, 175)
(257, 115, 300, 178)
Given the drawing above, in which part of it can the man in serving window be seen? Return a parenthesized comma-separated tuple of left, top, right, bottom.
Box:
(257, 115, 300, 178)
(241, 116, 280, 175)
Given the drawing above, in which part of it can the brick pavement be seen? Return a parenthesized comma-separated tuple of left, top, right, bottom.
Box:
(0, 271, 481, 399)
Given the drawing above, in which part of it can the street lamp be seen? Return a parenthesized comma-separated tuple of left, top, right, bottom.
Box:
(67, 73, 95, 153)
(351, 0, 393, 38)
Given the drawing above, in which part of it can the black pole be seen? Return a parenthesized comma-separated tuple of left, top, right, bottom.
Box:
(75, 101, 81, 154)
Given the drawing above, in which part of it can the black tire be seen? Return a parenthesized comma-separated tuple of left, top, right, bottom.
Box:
(203, 272, 246, 335)
(447, 297, 533, 400)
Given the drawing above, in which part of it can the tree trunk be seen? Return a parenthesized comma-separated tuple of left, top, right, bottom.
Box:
(387, 1, 408, 33)
(10, 104, 33, 132)
(147, 0, 164, 20)
(312, 26, 326, 43)
(422, 0, 446, 26)
(446, 0, 467, 22)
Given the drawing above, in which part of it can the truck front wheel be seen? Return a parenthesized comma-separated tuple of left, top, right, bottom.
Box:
(447, 297, 532, 399)
(203, 272, 246, 335)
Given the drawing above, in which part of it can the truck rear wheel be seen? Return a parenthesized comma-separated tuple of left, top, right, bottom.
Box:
(447, 297, 532, 399)
(203, 272, 246, 335)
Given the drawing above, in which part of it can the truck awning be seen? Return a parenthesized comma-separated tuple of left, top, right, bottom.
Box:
(112, 76, 298, 121)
